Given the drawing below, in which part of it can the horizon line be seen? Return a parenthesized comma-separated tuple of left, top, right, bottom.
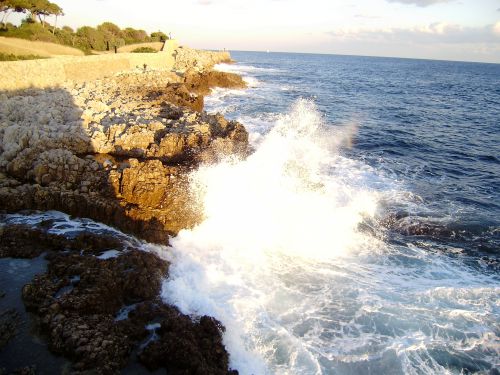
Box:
(204, 48, 500, 66)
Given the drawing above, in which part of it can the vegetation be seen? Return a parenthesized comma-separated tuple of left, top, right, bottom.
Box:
(131, 46, 156, 53)
(0, 51, 46, 60)
(0, 0, 170, 53)
(1, 0, 62, 29)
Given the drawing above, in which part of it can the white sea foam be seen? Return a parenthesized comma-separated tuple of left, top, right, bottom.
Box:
(160, 99, 500, 374)
(214, 63, 281, 74)
(96, 249, 121, 260)
(1, 210, 140, 247)
(204, 87, 249, 115)
(160, 100, 383, 373)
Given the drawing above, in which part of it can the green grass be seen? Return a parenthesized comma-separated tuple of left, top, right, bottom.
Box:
(0, 52, 48, 61)
(131, 47, 157, 53)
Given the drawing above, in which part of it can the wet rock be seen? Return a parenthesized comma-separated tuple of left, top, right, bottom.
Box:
(139, 313, 236, 375)
(10, 366, 36, 375)
(0, 225, 53, 258)
(184, 70, 247, 97)
(3, 223, 235, 374)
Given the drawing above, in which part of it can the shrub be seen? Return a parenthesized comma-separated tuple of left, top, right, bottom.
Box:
(0, 22, 58, 43)
(0, 52, 47, 61)
(131, 46, 156, 53)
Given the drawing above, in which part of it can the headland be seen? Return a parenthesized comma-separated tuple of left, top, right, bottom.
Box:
(0, 44, 246, 374)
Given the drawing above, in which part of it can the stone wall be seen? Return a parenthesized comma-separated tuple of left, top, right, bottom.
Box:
(0, 41, 230, 91)
(0, 51, 175, 91)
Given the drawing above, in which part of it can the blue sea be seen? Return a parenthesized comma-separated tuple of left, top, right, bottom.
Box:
(168, 52, 498, 374)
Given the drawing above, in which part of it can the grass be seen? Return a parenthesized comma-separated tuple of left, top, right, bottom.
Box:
(0, 36, 84, 57)
(0, 52, 47, 61)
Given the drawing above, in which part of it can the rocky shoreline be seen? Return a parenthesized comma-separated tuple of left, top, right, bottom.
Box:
(0, 47, 247, 374)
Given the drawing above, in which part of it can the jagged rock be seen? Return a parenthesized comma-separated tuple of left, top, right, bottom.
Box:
(1, 223, 236, 374)
(0, 64, 248, 244)
(184, 70, 246, 96)
(0, 49, 244, 374)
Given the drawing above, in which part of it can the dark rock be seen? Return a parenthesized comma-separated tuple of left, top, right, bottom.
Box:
(2, 224, 235, 374)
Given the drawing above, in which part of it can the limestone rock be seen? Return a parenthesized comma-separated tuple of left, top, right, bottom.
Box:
(0, 67, 249, 243)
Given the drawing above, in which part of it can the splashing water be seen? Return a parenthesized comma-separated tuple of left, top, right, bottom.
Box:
(160, 100, 499, 374)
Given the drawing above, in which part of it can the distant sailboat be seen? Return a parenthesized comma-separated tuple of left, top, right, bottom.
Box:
(266, 49, 270, 53)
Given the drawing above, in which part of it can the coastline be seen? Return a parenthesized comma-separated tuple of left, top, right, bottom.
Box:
(0, 46, 247, 374)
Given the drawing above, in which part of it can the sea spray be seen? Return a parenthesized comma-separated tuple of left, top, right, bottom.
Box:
(160, 99, 381, 373)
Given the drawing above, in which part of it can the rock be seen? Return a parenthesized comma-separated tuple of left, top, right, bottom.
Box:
(0, 48, 245, 374)
(172, 47, 232, 72)
(0, 223, 236, 374)
(0, 63, 249, 244)
(184, 70, 247, 96)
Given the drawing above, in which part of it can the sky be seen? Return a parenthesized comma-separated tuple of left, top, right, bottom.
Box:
(19, 0, 500, 63)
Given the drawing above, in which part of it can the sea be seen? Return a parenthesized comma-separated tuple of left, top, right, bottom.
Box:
(164, 52, 500, 374)
(5, 52, 499, 374)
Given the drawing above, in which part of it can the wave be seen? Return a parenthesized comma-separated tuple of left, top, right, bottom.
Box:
(214, 63, 282, 74)
(159, 99, 500, 374)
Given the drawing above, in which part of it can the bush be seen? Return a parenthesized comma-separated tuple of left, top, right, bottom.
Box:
(0, 52, 47, 61)
(151, 31, 168, 42)
(0, 19, 168, 54)
(0, 22, 58, 43)
(131, 47, 156, 53)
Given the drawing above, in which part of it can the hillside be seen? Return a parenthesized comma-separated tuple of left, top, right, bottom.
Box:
(0, 36, 84, 57)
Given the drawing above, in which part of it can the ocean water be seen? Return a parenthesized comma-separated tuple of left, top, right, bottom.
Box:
(5, 53, 498, 374)
(161, 52, 500, 374)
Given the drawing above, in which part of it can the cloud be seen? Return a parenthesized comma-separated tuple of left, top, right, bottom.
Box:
(328, 22, 500, 44)
(354, 14, 382, 19)
(323, 22, 500, 63)
(386, 0, 455, 7)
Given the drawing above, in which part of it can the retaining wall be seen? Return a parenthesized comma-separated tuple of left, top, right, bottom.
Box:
(0, 41, 179, 91)
(0, 42, 231, 91)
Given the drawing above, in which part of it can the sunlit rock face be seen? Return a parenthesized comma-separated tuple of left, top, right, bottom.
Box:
(0, 50, 246, 374)
(0, 68, 248, 243)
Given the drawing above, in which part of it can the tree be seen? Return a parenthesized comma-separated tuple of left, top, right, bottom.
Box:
(97, 22, 121, 37)
(48, 1, 63, 34)
(122, 27, 149, 44)
(151, 31, 167, 42)
(0, 0, 29, 29)
(76, 25, 106, 50)
(12, 0, 63, 26)
(97, 22, 123, 49)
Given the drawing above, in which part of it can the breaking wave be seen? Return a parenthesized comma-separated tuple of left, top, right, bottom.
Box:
(159, 99, 500, 374)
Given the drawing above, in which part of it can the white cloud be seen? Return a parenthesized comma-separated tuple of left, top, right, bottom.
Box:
(387, 0, 455, 7)
(328, 22, 500, 44)
(323, 22, 500, 63)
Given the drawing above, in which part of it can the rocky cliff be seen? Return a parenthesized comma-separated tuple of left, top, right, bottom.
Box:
(0, 64, 247, 244)
(0, 49, 246, 374)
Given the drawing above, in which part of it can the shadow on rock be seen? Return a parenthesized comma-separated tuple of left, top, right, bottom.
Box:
(0, 70, 248, 243)
(0, 67, 247, 373)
